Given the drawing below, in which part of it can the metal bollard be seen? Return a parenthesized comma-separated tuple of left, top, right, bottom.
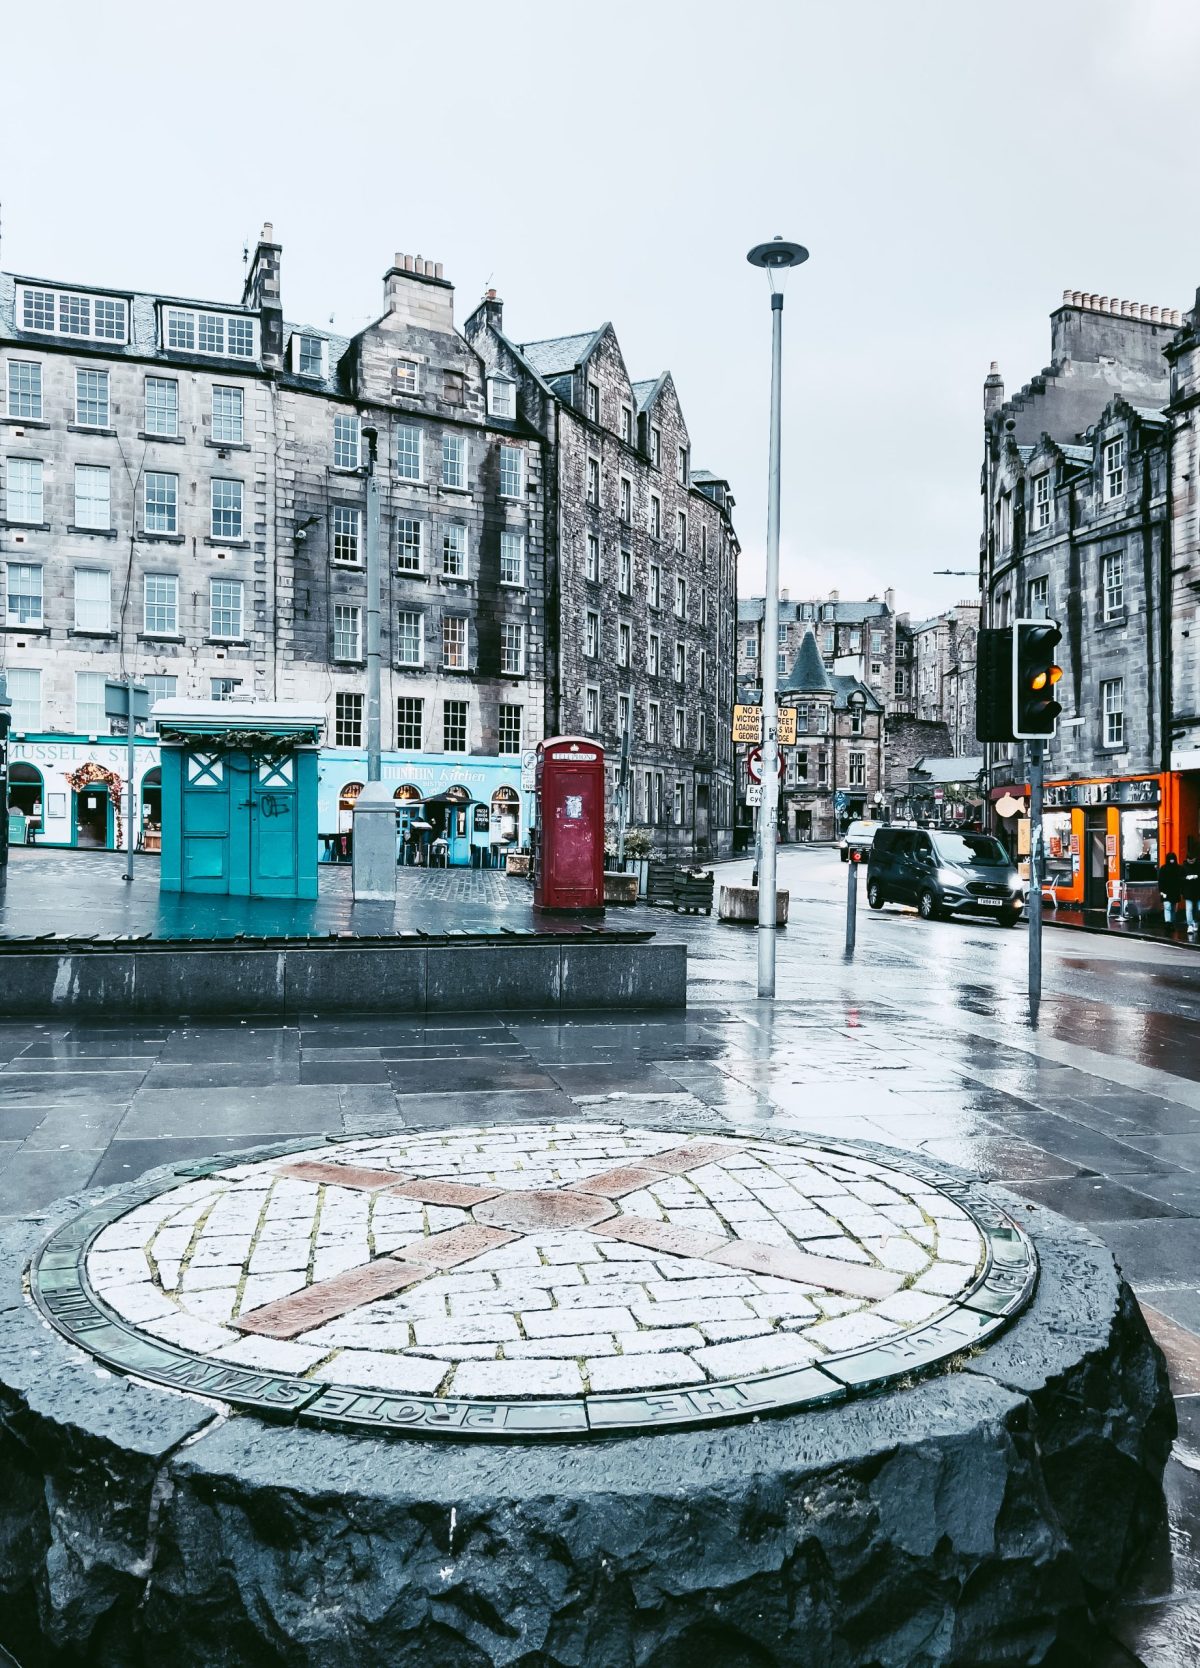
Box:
(845, 851, 860, 953)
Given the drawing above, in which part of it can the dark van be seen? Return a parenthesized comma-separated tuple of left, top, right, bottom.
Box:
(867, 828, 1024, 926)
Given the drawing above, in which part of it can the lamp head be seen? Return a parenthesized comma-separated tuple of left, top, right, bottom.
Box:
(747, 236, 809, 295)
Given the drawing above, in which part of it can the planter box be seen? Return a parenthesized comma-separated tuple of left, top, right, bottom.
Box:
(604, 872, 639, 905)
(646, 861, 678, 908)
(719, 884, 789, 926)
(673, 869, 714, 914)
(505, 852, 531, 877)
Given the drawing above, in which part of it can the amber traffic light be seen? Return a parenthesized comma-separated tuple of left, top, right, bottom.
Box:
(1013, 619, 1063, 739)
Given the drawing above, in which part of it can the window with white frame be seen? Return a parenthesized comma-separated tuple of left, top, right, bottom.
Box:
(396, 518, 423, 573)
(443, 700, 468, 752)
(335, 692, 363, 747)
(1032, 472, 1052, 530)
(1103, 551, 1124, 618)
(649, 564, 661, 608)
(674, 782, 685, 824)
(848, 750, 866, 787)
(585, 686, 600, 733)
(395, 358, 419, 394)
(744, 636, 757, 660)
(499, 445, 523, 498)
(163, 308, 253, 358)
(3, 562, 42, 626)
(145, 674, 177, 716)
(333, 415, 359, 470)
(73, 465, 110, 530)
(331, 505, 361, 564)
(649, 426, 661, 468)
(210, 479, 243, 541)
(673, 706, 685, 747)
(74, 567, 111, 632)
(586, 382, 600, 423)
(442, 524, 467, 578)
(396, 696, 424, 750)
(8, 666, 41, 730)
(499, 704, 522, 753)
(334, 604, 362, 660)
(674, 641, 686, 683)
(20, 287, 127, 342)
(585, 609, 600, 658)
(618, 620, 631, 667)
(647, 700, 660, 743)
(212, 386, 244, 444)
(144, 376, 178, 437)
(500, 530, 525, 586)
(442, 615, 468, 670)
(501, 620, 525, 675)
(1102, 677, 1124, 746)
(1025, 575, 1048, 616)
(647, 630, 660, 675)
(619, 548, 631, 595)
(144, 471, 178, 534)
(442, 433, 466, 489)
(209, 577, 244, 639)
(74, 368, 109, 427)
(586, 534, 600, 582)
(676, 444, 688, 485)
(649, 494, 661, 539)
(620, 476, 632, 521)
(143, 572, 178, 635)
(396, 609, 423, 666)
(6, 360, 42, 419)
(620, 407, 632, 444)
(75, 671, 107, 733)
(1103, 437, 1125, 501)
(618, 691, 631, 735)
(675, 575, 686, 617)
(586, 457, 601, 505)
(396, 424, 422, 480)
(777, 652, 787, 675)
(487, 378, 515, 418)
(676, 511, 687, 552)
(297, 334, 324, 376)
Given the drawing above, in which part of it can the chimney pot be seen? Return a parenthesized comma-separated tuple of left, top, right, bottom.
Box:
(434, 262, 443, 279)
(1151, 305, 1161, 322)
(261, 222, 273, 241)
(486, 288, 496, 300)
(1062, 289, 1072, 304)
(1099, 296, 1110, 313)
(404, 255, 414, 273)
(394, 252, 404, 268)
(1173, 308, 1183, 326)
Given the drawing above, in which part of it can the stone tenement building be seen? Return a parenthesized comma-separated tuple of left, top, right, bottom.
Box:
(982, 289, 1180, 908)
(1166, 299, 1200, 862)
(904, 601, 979, 755)
(737, 589, 900, 713)
(465, 299, 738, 856)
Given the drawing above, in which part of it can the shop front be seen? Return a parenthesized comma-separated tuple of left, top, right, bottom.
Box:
(992, 773, 1165, 911)
(5, 737, 162, 852)
(317, 752, 529, 870)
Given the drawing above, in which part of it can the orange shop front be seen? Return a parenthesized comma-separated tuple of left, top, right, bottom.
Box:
(994, 774, 1164, 911)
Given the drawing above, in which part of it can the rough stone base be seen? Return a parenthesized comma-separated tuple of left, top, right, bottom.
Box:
(0, 1155, 1173, 1668)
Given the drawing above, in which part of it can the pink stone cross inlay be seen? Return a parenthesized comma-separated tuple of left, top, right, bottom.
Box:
(233, 1140, 903, 1341)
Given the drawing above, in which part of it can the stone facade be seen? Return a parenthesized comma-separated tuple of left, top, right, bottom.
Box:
(903, 602, 979, 754)
(738, 589, 900, 714)
(465, 302, 739, 856)
(1165, 300, 1200, 854)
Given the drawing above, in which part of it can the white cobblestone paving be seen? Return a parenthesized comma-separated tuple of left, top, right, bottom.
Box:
(83, 1123, 989, 1401)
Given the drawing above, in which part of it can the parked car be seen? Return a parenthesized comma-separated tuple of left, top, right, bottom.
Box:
(866, 828, 1024, 925)
(839, 818, 915, 862)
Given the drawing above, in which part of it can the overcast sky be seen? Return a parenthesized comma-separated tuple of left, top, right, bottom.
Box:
(3, 0, 1198, 617)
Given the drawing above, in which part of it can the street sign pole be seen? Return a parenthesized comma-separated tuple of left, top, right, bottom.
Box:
(1028, 739, 1044, 1014)
(125, 671, 136, 883)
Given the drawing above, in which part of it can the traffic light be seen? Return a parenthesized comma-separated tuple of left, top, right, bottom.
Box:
(975, 627, 1014, 742)
(1013, 618, 1063, 739)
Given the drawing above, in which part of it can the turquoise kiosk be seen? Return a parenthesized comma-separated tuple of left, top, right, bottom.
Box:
(156, 700, 324, 899)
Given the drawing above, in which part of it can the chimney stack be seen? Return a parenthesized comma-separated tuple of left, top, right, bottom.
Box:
(383, 250, 455, 333)
(984, 359, 1005, 416)
(242, 221, 283, 368)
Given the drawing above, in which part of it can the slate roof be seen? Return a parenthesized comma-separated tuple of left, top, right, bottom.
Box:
(829, 674, 884, 714)
(518, 327, 606, 377)
(741, 595, 892, 624)
(1059, 444, 1091, 463)
(1130, 403, 1168, 424)
(738, 599, 765, 623)
(780, 630, 832, 694)
(632, 375, 665, 413)
(910, 755, 984, 783)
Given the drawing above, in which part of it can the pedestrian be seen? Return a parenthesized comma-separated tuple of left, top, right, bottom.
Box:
(1158, 852, 1183, 929)
(1181, 849, 1200, 938)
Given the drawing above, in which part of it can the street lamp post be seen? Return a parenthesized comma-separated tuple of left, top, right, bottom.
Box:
(747, 236, 808, 1000)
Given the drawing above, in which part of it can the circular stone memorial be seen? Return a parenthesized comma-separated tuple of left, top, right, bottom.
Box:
(0, 1121, 1174, 1668)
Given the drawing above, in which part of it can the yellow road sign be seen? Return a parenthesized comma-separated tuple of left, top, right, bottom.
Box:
(777, 707, 797, 746)
(733, 704, 763, 743)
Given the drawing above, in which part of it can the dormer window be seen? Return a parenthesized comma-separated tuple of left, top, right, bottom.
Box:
(487, 377, 514, 418)
(298, 333, 324, 376)
(650, 426, 661, 468)
(19, 286, 128, 343)
(1103, 437, 1125, 501)
(677, 445, 688, 485)
(621, 406, 632, 444)
(1032, 471, 1052, 530)
(586, 381, 600, 424)
(164, 307, 255, 359)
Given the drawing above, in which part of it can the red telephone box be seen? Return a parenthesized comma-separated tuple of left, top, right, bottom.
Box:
(533, 736, 605, 913)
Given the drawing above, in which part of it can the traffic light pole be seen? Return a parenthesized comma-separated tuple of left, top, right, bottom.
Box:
(1028, 739, 1044, 1013)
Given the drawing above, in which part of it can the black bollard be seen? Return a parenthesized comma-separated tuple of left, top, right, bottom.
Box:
(846, 853, 859, 953)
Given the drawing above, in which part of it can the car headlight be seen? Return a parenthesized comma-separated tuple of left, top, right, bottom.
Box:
(937, 868, 961, 888)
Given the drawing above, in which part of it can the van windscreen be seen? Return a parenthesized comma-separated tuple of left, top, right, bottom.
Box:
(932, 833, 1012, 868)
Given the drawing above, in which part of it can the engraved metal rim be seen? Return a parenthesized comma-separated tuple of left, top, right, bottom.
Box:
(30, 1134, 1038, 1441)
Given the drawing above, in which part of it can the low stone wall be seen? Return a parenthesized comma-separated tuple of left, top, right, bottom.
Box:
(719, 884, 790, 925)
(0, 938, 686, 1017)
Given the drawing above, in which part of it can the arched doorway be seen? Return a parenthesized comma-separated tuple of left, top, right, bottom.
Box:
(490, 785, 520, 864)
(65, 762, 123, 850)
(8, 763, 43, 841)
(338, 781, 363, 832)
(394, 784, 425, 864)
(140, 767, 162, 851)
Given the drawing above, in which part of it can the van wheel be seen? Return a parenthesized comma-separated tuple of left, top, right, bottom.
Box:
(918, 888, 939, 921)
(867, 881, 884, 910)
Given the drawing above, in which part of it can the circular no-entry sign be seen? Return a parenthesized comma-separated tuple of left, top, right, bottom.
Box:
(746, 747, 783, 783)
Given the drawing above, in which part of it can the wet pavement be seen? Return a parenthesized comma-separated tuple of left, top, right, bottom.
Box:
(2, 844, 1199, 1665)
